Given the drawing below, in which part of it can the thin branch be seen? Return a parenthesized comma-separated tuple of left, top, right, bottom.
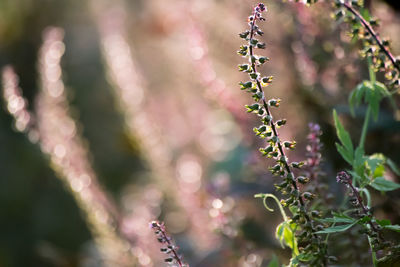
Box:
(342, 2, 399, 72)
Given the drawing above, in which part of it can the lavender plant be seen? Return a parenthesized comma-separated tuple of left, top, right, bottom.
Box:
(239, 3, 329, 266)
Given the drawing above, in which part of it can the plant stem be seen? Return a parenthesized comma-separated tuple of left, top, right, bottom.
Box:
(342, 2, 399, 73)
(359, 57, 375, 150)
(248, 12, 317, 231)
(368, 236, 378, 267)
(359, 105, 371, 150)
(249, 9, 305, 209)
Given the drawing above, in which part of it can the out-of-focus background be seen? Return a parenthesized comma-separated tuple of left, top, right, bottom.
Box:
(1, 0, 400, 266)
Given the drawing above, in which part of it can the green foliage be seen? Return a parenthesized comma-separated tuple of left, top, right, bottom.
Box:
(348, 81, 390, 120)
(333, 109, 354, 165)
(370, 177, 400, 191)
(246, 1, 400, 266)
(276, 221, 299, 255)
(332, 54, 400, 264)
(267, 255, 280, 267)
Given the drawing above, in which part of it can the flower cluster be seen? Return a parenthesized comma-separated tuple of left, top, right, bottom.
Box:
(150, 221, 187, 266)
(239, 3, 328, 265)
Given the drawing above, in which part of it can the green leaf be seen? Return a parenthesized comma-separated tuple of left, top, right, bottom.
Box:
(292, 253, 313, 263)
(348, 82, 368, 116)
(374, 81, 390, 97)
(376, 219, 391, 227)
(374, 165, 385, 179)
(319, 217, 355, 224)
(348, 89, 357, 117)
(366, 154, 386, 177)
(360, 8, 371, 21)
(370, 177, 400, 191)
(275, 221, 299, 255)
(356, 81, 369, 105)
(276, 222, 285, 248)
(383, 225, 400, 232)
(354, 146, 365, 171)
(358, 216, 372, 224)
(316, 222, 358, 234)
(366, 83, 380, 121)
(387, 158, 400, 176)
(336, 143, 353, 165)
(366, 81, 389, 121)
(267, 255, 279, 267)
(333, 110, 354, 163)
(348, 81, 390, 121)
(319, 213, 356, 224)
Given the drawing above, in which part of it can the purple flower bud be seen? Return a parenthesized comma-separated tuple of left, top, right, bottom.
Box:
(336, 171, 351, 185)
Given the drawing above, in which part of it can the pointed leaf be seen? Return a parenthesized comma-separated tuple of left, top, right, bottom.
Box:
(275, 221, 298, 255)
(355, 82, 368, 105)
(383, 225, 400, 232)
(333, 110, 354, 156)
(374, 81, 390, 97)
(386, 158, 400, 176)
(370, 177, 400, 191)
(275, 222, 285, 248)
(354, 147, 365, 170)
(316, 222, 357, 234)
(349, 89, 358, 117)
(336, 143, 353, 165)
(376, 219, 391, 227)
(319, 216, 356, 224)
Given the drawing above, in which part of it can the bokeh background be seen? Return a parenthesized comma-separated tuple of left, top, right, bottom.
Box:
(1, 0, 400, 266)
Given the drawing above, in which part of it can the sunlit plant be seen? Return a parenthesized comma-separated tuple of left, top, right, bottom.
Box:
(239, 3, 329, 266)
(240, 1, 400, 266)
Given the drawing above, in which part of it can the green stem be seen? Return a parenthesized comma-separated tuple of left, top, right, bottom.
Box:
(357, 58, 378, 266)
(254, 193, 288, 221)
(359, 57, 375, 150)
(368, 236, 378, 267)
(359, 105, 371, 150)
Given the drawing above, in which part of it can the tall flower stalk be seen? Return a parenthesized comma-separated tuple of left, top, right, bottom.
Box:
(239, 3, 328, 266)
